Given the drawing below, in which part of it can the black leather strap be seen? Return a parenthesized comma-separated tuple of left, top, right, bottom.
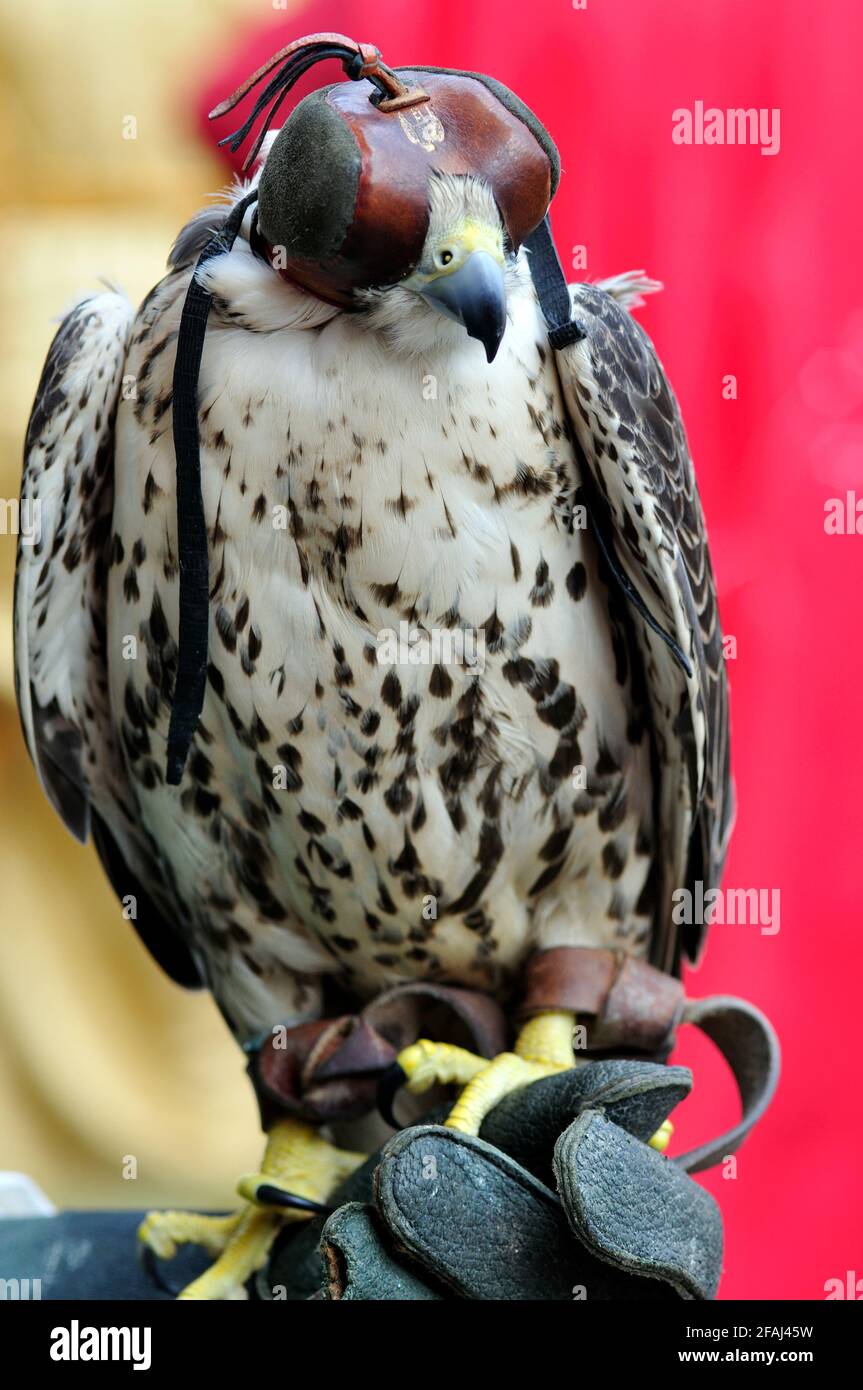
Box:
(525, 215, 587, 347)
(166, 189, 258, 785)
(673, 995, 781, 1174)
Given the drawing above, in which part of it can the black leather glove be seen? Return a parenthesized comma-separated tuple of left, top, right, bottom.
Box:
(263, 1059, 723, 1301)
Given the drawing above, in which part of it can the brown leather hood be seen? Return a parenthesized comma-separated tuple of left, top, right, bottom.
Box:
(254, 60, 558, 303)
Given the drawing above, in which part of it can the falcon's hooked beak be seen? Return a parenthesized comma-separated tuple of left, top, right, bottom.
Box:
(406, 219, 508, 363)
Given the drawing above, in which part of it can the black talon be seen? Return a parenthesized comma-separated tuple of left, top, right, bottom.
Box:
(253, 1185, 333, 1215)
(139, 1241, 185, 1298)
(377, 1061, 408, 1130)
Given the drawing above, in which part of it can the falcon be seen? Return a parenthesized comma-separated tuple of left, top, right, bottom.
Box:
(14, 35, 732, 1298)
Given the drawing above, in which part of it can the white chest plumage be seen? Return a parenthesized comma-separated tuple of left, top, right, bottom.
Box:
(107, 247, 654, 1038)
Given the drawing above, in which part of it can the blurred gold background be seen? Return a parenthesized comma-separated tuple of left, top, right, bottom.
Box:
(0, 0, 280, 1210)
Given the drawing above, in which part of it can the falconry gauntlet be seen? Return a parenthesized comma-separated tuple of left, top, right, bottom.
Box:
(262, 1061, 721, 1301)
(249, 960, 777, 1301)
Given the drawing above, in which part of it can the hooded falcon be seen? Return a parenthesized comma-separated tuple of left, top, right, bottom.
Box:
(14, 36, 732, 1298)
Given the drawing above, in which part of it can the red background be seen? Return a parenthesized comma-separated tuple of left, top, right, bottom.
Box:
(190, 0, 863, 1299)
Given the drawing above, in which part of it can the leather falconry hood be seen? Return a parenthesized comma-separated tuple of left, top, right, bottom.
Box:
(167, 32, 583, 784)
(210, 33, 561, 304)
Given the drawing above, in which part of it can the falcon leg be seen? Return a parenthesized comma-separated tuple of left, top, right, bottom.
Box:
(138, 1210, 243, 1260)
(446, 1009, 576, 1135)
(394, 1009, 575, 1137)
(138, 1118, 366, 1300)
(395, 1009, 673, 1148)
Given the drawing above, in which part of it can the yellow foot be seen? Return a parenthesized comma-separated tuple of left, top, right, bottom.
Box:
(648, 1118, 674, 1153)
(395, 1009, 673, 1151)
(395, 1010, 576, 1137)
(138, 1118, 366, 1300)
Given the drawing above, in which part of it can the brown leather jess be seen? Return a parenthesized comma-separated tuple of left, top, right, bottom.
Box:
(518, 945, 687, 1053)
(247, 947, 779, 1175)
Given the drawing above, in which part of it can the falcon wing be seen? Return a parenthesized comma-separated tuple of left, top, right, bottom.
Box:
(553, 283, 733, 970)
(14, 292, 203, 987)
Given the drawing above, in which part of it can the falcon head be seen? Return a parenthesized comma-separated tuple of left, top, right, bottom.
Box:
(249, 45, 558, 357)
(357, 173, 515, 363)
(397, 173, 508, 363)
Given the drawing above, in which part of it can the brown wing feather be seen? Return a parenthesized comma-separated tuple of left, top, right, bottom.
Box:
(14, 292, 203, 988)
(555, 283, 732, 968)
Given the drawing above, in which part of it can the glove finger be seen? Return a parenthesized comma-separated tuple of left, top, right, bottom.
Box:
(554, 1111, 723, 1300)
(374, 1124, 677, 1300)
(260, 1150, 382, 1300)
(480, 1059, 691, 1186)
(320, 1202, 445, 1300)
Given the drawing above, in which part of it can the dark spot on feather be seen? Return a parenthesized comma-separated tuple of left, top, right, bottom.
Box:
(63, 537, 82, 572)
(149, 592, 169, 648)
(429, 664, 453, 699)
(599, 781, 628, 833)
(529, 558, 554, 607)
(384, 775, 413, 814)
(602, 842, 626, 879)
(529, 860, 564, 895)
(537, 684, 578, 731)
(216, 606, 237, 653)
(540, 827, 571, 862)
(371, 578, 402, 607)
(206, 665, 227, 704)
(566, 562, 587, 601)
(596, 744, 620, 777)
(360, 709, 381, 736)
(381, 670, 402, 709)
(143, 471, 162, 514)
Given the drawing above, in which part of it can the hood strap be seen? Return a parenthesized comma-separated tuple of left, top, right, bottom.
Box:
(166, 188, 259, 785)
(525, 215, 588, 348)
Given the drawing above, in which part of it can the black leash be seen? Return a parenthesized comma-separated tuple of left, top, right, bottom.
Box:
(166, 188, 259, 786)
